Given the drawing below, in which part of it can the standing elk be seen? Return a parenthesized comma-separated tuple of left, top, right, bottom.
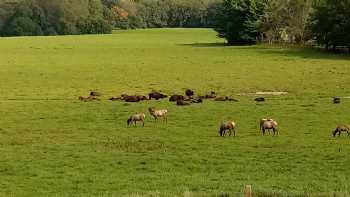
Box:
(127, 113, 146, 127)
(332, 125, 350, 137)
(148, 107, 168, 123)
(219, 121, 236, 137)
(260, 118, 278, 136)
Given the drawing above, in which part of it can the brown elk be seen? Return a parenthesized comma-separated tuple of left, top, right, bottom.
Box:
(149, 92, 168, 100)
(219, 121, 236, 137)
(127, 113, 146, 127)
(260, 119, 278, 136)
(332, 125, 350, 137)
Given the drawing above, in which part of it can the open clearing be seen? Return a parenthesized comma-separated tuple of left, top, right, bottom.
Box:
(0, 29, 350, 196)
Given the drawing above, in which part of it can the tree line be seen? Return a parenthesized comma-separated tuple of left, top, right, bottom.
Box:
(0, 0, 219, 36)
(102, 0, 219, 29)
(213, 0, 350, 51)
(0, 0, 112, 36)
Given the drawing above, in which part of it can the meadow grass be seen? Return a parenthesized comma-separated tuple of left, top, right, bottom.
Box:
(0, 28, 350, 196)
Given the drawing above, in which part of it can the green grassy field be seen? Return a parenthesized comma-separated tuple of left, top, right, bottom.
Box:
(0, 28, 350, 197)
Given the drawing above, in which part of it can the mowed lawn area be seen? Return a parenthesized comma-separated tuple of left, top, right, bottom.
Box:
(0, 28, 350, 196)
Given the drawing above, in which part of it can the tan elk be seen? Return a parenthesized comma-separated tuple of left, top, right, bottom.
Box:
(260, 118, 278, 136)
(127, 113, 146, 127)
(148, 107, 168, 123)
(219, 121, 236, 137)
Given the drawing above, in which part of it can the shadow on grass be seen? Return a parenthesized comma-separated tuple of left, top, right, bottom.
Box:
(180, 42, 350, 60)
(179, 42, 228, 47)
(255, 47, 350, 61)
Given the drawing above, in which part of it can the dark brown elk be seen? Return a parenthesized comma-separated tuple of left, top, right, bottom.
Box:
(176, 100, 191, 106)
(219, 121, 236, 137)
(90, 91, 102, 96)
(332, 125, 350, 137)
(185, 89, 194, 97)
(136, 95, 148, 101)
(169, 95, 184, 102)
(227, 98, 238, 102)
(124, 95, 141, 102)
(255, 97, 265, 102)
(149, 92, 168, 100)
(127, 113, 146, 127)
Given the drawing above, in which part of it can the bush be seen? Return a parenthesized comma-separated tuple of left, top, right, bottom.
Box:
(77, 18, 112, 34)
(4, 16, 42, 36)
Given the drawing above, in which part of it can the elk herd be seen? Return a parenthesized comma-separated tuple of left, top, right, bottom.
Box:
(79, 90, 349, 138)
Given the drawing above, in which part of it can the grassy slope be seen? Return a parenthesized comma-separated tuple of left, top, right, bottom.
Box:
(0, 28, 350, 196)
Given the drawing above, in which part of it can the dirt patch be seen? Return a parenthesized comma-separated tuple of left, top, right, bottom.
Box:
(255, 91, 288, 96)
(237, 92, 289, 96)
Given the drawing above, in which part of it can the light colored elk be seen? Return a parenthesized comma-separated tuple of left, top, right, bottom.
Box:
(148, 107, 168, 123)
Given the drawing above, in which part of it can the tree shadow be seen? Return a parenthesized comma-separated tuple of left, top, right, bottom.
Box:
(255, 47, 350, 61)
(178, 42, 228, 47)
(179, 42, 350, 60)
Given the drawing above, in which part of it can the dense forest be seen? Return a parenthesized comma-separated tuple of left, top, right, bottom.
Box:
(0, 0, 349, 51)
(0, 0, 218, 36)
(214, 0, 350, 50)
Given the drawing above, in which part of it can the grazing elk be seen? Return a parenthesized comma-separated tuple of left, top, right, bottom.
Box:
(127, 113, 146, 127)
(332, 125, 350, 137)
(219, 121, 236, 137)
(260, 119, 278, 136)
(148, 107, 168, 123)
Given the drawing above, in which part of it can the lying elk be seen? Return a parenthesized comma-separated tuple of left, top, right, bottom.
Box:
(78, 95, 99, 102)
(149, 92, 168, 100)
(260, 118, 278, 136)
(148, 107, 168, 123)
(90, 91, 102, 97)
(127, 113, 146, 127)
(169, 95, 184, 102)
(185, 89, 194, 97)
(219, 121, 236, 137)
(332, 125, 350, 137)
